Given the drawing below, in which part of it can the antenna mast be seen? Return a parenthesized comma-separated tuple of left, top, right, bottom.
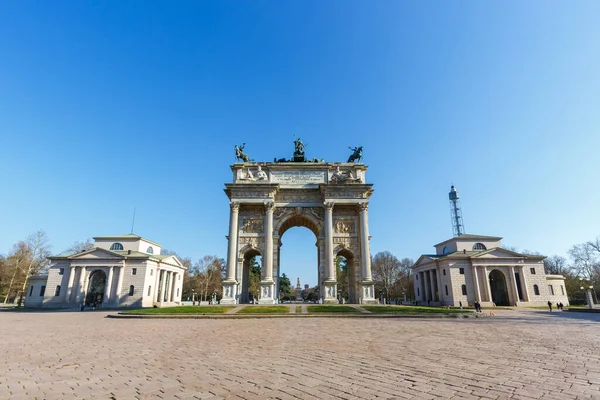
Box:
(130, 207, 136, 234)
(448, 185, 464, 237)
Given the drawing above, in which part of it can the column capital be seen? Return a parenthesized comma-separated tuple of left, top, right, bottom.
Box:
(264, 201, 275, 211)
(358, 202, 369, 212)
(323, 201, 334, 211)
(230, 201, 240, 211)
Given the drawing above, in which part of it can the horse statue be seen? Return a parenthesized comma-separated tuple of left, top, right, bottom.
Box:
(347, 146, 363, 163)
(235, 143, 250, 162)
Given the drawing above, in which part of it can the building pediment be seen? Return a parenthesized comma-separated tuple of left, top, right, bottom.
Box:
(470, 247, 545, 260)
(67, 248, 125, 260)
(412, 255, 438, 269)
(158, 255, 187, 269)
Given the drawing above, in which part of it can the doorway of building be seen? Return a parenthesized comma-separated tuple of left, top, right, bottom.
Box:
(86, 270, 106, 306)
(489, 269, 509, 306)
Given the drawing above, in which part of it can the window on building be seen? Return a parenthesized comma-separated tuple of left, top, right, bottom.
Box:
(459, 268, 465, 275)
(445, 285, 448, 296)
(548, 285, 554, 295)
(177, 288, 180, 297)
(443, 269, 446, 276)
(443, 246, 450, 255)
(533, 285, 539, 295)
(110, 243, 124, 251)
(59, 268, 64, 275)
(29, 285, 34, 296)
(40, 286, 46, 296)
(147, 246, 153, 254)
(55, 285, 61, 296)
(473, 243, 487, 250)
(530, 267, 536, 274)
(561, 285, 565, 296)
(132, 268, 137, 275)
(417, 287, 420, 297)
(150, 269, 153, 276)
(148, 286, 151, 296)
(416, 275, 418, 281)
(461, 284, 467, 295)
(129, 285, 135, 296)
(179, 275, 181, 280)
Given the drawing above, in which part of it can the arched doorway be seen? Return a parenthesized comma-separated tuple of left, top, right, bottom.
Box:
(276, 214, 320, 303)
(489, 269, 509, 306)
(86, 270, 106, 306)
(335, 248, 357, 304)
(240, 248, 262, 304)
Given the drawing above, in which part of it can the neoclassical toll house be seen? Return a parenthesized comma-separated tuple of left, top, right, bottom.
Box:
(221, 161, 377, 305)
(412, 234, 569, 307)
(25, 234, 186, 308)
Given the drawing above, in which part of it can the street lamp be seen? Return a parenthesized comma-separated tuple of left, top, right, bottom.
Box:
(191, 289, 195, 305)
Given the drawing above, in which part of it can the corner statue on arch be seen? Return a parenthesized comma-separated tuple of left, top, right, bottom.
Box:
(222, 140, 376, 305)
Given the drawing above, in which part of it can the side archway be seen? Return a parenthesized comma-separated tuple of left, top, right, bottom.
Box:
(335, 246, 359, 304)
(489, 269, 509, 306)
(239, 247, 262, 304)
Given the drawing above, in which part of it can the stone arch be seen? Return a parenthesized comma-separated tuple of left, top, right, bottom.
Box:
(335, 246, 359, 304)
(85, 269, 106, 306)
(276, 212, 321, 238)
(489, 269, 509, 306)
(239, 246, 262, 304)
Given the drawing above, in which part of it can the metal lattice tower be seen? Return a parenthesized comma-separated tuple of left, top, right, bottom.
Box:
(448, 185, 464, 237)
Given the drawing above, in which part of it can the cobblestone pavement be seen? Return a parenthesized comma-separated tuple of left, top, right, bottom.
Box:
(1, 309, 600, 399)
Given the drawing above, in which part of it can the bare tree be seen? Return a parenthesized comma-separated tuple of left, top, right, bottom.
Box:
(544, 255, 570, 275)
(371, 251, 401, 302)
(568, 243, 600, 282)
(3, 242, 30, 305)
(17, 230, 51, 306)
(195, 255, 225, 302)
(61, 238, 95, 255)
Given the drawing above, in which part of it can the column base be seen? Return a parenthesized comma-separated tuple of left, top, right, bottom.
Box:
(323, 280, 337, 304)
(221, 280, 238, 305)
(360, 281, 377, 304)
(258, 280, 275, 304)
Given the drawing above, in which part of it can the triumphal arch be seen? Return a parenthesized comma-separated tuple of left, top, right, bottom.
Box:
(221, 142, 376, 305)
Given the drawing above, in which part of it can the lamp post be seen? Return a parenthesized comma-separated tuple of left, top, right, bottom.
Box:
(192, 289, 195, 306)
(579, 277, 595, 309)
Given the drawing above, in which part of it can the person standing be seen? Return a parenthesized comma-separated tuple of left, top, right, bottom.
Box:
(547, 301, 552, 312)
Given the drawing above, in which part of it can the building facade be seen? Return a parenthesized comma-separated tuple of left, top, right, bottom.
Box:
(24, 234, 186, 309)
(412, 234, 569, 307)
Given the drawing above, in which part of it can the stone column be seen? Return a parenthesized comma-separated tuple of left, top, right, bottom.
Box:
(105, 266, 114, 305)
(154, 268, 161, 302)
(66, 266, 76, 304)
(436, 266, 443, 303)
(483, 267, 493, 303)
(259, 201, 276, 304)
(77, 266, 86, 303)
(509, 266, 520, 305)
(114, 264, 125, 307)
(429, 270, 436, 302)
(322, 202, 338, 303)
(520, 267, 530, 301)
(165, 272, 173, 303)
(472, 265, 482, 303)
(422, 271, 430, 303)
(222, 201, 240, 304)
(159, 270, 167, 305)
(81, 267, 90, 304)
(171, 273, 177, 302)
(358, 202, 376, 304)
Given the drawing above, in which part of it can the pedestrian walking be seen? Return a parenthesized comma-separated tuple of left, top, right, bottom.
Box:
(547, 301, 552, 312)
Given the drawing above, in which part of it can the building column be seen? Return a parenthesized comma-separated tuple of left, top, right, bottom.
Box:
(154, 268, 161, 302)
(509, 266, 520, 306)
(105, 266, 114, 305)
(66, 266, 76, 303)
(429, 270, 436, 302)
(322, 201, 338, 303)
(423, 271, 430, 303)
(170, 273, 177, 302)
(472, 265, 482, 303)
(358, 202, 375, 304)
(81, 267, 91, 304)
(222, 201, 240, 304)
(77, 266, 86, 304)
(259, 201, 275, 304)
(436, 266, 443, 303)
(165, 272, 173, 303)
(114, 264, 125, 307)
(159, 270, 167, 305)
(520, 267, 530, 301)
(483, 266, 493, 303)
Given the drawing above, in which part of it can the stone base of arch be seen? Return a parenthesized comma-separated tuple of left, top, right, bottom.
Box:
(221, 280, 238, 305)
(323, 280, 338, 304)
(258, 280, 276, 304)
(360, 281, 377, 304)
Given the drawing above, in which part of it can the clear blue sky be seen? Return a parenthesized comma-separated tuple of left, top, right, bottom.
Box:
(1, 2, 599, 287)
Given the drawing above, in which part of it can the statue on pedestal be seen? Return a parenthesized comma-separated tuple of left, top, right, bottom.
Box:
(235, 144, 250, 162)
(293, 138, 306, 162)
(347, 146, 363, 163)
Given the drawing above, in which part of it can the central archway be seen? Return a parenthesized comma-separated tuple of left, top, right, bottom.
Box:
(275, 213, 321, 302)
(489, 269, 509, 306)
(86, 270, 106, 306)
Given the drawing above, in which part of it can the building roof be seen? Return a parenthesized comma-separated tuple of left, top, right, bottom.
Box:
(49, 248, 186, 268)
(434, 234, 503, 247)
(92, 234, 162, 247)
(413, 247, 545, 268)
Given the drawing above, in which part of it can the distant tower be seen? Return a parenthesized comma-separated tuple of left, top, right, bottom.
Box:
(448, 185, 464, 237)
